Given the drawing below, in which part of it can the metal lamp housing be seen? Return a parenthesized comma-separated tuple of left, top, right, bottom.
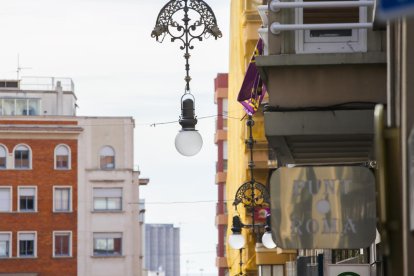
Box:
(175, 94, 203, 156)
(262, 214, 277, 249)
(228, 215, 245, 250)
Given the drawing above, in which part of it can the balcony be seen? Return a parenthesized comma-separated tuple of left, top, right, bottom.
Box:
(265, 108, 375, 165)
(215, 171, 227, 184)
(216, 256, 229, 268)
(215, 213, 228, 226)
(255, 1, 386, 165)
(214, 73, 228, 103)
(258, 1, 384, 55)
(252, 143, 270, 169)
(215, 129, 228, 143)
(20, 77, 75, 92)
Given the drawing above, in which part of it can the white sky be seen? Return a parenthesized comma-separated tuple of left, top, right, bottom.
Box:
(0, 0, 230, 275)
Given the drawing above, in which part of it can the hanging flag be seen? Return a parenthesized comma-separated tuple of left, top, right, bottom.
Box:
(237, 39, 267, 115)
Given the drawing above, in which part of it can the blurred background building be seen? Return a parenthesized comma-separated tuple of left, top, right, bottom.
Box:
(144, 224, 180, 276)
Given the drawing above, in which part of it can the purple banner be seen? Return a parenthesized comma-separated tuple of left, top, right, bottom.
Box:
(237, 39, 267, 115)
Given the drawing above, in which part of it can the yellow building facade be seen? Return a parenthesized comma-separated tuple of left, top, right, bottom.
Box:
(226, 1, 296, 275)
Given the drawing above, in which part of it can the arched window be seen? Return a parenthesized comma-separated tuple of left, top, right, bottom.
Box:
(0, 145, 7, 169)
(14, 145, 31, 169)
(100, 146, 115, 170)
(55, 145, 71, 169)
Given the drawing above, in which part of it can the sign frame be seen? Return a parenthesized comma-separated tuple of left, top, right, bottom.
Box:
(270, 166, 376, 249)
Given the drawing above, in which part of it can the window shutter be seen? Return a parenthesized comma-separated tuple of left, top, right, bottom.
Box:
(0, 234, 10, 241)
(0, 189, 11, 211)
(20, 188, 35, 196)
(303, 0, 359, 24)
(93, 233, 122, 239)
(19, 233, 35, 240)
(93, 188, 122, 197)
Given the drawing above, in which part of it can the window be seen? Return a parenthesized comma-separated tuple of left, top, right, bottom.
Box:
(54, 187, 72, 212)
(0, 145, 7, 168)
(93, 233, 122, 256)
(55, 145, 71, 169)
(3, 99, 14, 115)
(14, 144, 31, 169)
(53, 231, 72, 257)
(0, 187, 12, 212)
(0, 233, 11, 258)
(18, 187, 36, 212)
(93, 188, 122, 211)
(295, 0, 367, 53)
(223, 99, 228, 130)
(100, 146, 115, 170)
(0, 98, 40, 116)
(18, 232, 36, 257)
(259, 265, 284, 276)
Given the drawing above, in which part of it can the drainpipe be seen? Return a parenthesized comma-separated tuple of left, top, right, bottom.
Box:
(56, 81, 63, 115)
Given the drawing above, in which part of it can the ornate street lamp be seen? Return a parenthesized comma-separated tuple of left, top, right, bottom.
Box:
(151, 0, 222, 156)
(228, 115, 277, 250)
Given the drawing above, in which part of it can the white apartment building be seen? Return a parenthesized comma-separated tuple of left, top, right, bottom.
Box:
(77, 116, 142, 276)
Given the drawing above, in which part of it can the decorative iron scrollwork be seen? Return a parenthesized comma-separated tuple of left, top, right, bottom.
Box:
(233, 181, 270, 209)
(151, 0, 222, 48)
(151, 0, 222, 92)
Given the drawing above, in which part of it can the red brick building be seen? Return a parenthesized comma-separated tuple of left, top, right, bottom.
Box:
(0, 119, 82, 276)
(214, 73, 229, 276)
(0, 79, 146, 276)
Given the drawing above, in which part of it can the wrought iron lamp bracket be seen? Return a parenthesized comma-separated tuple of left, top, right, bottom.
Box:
(233, 180, 270, 211)
(151, 0, 222, 92)
(232, 115, 271, 211)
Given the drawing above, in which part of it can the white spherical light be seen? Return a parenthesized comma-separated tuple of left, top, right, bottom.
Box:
(228, 233, 245, 250)
(175, 130, 203, 156)
(262, 232, 277, 249)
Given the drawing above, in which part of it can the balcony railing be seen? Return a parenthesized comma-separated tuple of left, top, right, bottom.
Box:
(20, 77, 75, 92)
(259, 0, 379, 54)
(269, 0, 374, 33)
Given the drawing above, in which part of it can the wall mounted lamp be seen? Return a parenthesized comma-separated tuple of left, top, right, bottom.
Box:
(151, 0, 222, 156)
(228, 115, 277, 250)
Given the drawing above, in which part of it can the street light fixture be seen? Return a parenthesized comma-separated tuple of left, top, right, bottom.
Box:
(228, 116, 277, 250)
(262, 214, 277, 249)
(151, 0, 222, 156)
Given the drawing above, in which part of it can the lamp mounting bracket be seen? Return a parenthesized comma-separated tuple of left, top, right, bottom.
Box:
(151, 0, 222, 92)
(233, 180, 270, 210)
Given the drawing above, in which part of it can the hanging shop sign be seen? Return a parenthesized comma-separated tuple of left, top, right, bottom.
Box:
(270, 166, 376, 249)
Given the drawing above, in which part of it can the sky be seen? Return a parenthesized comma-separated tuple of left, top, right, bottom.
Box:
(0, 0, 230, 275)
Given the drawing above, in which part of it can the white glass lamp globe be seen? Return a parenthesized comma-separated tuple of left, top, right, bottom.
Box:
(262, 231, 277, 249)
(175, 130, 203, 156)
(228, 233, 245, 250)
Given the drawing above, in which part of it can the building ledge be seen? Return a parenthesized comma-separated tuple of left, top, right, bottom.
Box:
(255, 244, 297, 265)
(215, 214, 228, 226)
(215, 172, 227, 184)
(216, 256, 228, 268)
(138, 178, 150, 185)
(90, 255, 125, 259)
(91, 210, 125, 214)
(214, 88, 228, 103)
(264, 109, 375, 165)
(215, 129, 227, 143)
(256, 52, 386, 82)
(256, 52, 386, 68)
